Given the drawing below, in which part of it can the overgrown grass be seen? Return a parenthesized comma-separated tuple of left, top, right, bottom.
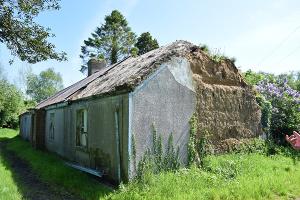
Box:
(0, 128, 19, 139)
(110, 154, 300, 200)
(0, 153, 22, 200)
(1, 129, 300, 200)
(0, 128, 22, 200)
(0, 129, 112, 200)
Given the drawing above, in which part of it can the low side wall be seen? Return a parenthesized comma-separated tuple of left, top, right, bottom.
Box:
(44, 94, 129, 183)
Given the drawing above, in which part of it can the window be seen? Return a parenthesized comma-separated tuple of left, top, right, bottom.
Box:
(49, 113, 55, 140)
(76, 109, 88, 147)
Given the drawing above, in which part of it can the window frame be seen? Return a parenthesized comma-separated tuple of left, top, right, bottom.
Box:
(76, 108, 88, 148)
(49, 112, 55, 140)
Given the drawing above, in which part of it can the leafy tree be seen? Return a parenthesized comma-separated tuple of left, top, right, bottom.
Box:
(243, 70, 299, 91)
(0, 0, 66, 64)
(80, 10, 136, 73)
(0, 64, 3, 79)
(0, 79, 25, 128)
(243, 70, 266, 86)
(26, 68, 63, 103)
(277, 72, 300, 91)
(297, 73, 300, 91)
(24, 99, 37, 109)
(135, 32, 159, 55)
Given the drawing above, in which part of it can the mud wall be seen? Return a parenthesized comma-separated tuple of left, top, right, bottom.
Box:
(188, 52, 262, 152)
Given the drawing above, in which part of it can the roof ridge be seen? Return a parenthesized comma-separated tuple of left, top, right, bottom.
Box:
(35, 41, 198, 109)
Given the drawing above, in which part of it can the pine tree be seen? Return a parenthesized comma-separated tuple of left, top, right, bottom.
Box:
(135, 32, 159, 55)
(80, 10, 136, 73)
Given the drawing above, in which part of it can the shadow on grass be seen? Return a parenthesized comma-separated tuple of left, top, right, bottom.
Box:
(0, 136, 113, 200)
(1, 137, 79, 200)
(1, 137, 46, 199)
(0, 138, 28, 199)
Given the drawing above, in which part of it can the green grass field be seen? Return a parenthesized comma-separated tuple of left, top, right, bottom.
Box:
(0, 152, 22, 200)
(110, 154, 300, 200)
(1, 128, 300, 200)
(0, 129, 22, 200)
(0, 128, 112, 200)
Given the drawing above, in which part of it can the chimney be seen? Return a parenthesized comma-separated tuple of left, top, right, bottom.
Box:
(87, 58, 106, 76)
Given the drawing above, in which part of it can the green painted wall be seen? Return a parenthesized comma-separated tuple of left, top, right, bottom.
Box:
(44, 94, 130, 182)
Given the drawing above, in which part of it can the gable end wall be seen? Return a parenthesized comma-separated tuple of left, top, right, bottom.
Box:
(129, 57, 196, 178)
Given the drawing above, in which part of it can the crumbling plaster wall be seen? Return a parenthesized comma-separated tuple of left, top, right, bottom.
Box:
(130, 57, 196, 177)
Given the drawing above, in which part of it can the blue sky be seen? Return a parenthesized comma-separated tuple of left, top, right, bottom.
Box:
(1, 0, 300, 88)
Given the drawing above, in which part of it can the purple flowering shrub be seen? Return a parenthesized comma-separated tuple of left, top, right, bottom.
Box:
(256, 80, 300, 100)
(256, 79, 300, 144)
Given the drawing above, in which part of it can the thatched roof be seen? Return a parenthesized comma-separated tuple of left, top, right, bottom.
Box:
(36, 40, 198, 109)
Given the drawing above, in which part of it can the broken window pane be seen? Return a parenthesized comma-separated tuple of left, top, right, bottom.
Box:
(49, 113, 55, 140)
(76, 109, 88, 147)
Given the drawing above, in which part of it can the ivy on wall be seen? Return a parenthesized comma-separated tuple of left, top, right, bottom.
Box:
(188, 113, 210, 167)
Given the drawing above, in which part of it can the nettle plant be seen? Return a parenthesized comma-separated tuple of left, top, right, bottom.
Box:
(188, 114, 211, 168)
(135, 125, 180, 181)
(256, 79, 300, 143)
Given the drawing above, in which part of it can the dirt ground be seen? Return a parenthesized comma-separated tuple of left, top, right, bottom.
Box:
(0, 141, 81, 200)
